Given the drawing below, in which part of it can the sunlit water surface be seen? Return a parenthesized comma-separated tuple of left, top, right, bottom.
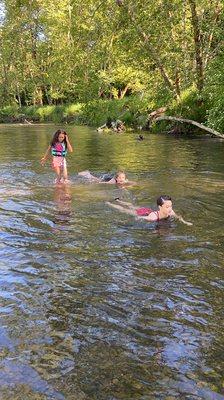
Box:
(0, 125, 223, 400)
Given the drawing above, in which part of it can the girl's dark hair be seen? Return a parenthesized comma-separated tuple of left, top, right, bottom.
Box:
(51, 129, 67, 147)
(157, 195, 172, 206)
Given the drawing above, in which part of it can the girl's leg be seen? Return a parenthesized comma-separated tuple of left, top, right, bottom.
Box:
(54, 166, 62, 183)
(62, 160, 69, 183)
(78, 170, 100, 181)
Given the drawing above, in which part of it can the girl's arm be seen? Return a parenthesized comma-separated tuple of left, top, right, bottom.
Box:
(171, 211, 193, 226)
(41, 145, 51, 165)
(65, 135, 73, 152)
(103, 178, 116, 184)
(104, 179, 136, 186)
(123, 180, 136, 186)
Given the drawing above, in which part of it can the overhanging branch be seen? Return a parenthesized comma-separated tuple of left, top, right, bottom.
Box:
(153, 116, 224, 138)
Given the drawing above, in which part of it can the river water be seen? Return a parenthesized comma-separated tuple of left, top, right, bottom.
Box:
(0, 124, 223, 400)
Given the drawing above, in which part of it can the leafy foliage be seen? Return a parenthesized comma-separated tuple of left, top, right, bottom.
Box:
(0, 0, 223, 130)
(204, 50, 224, 131)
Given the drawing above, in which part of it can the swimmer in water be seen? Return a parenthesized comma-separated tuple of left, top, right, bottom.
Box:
(78, 170, 135, 186)
(106, 195, 193, 225)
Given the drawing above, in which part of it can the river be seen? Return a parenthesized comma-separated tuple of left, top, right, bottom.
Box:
(0, 124, 223, 399)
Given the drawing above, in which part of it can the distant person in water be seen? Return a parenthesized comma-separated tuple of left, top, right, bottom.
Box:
(78, 170, 135, 186)
(112, 120, 125, 133)
(106, 195, 192, 225)
(137, 134, 144, 141)
(97, 118, 125, 133)
(41, 129, 73, 184)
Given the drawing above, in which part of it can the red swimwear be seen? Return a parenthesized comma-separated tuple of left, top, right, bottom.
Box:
(136, 207, 160, 221)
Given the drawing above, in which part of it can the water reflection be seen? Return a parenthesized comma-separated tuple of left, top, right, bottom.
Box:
(53, 184, 72, 227)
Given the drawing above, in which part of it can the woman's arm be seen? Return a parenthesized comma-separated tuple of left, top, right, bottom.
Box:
(41, 145, 51, 165)
(138, 213, 159, 222)
(172, 211, 193, 226)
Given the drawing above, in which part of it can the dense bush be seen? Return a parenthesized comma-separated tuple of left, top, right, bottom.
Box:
(169, 87, 207, 122)
(0, 105, 20, 122)
(0, 85, 222, 135)
(82, 95, 156, 127)
(204, 53, 224, 132)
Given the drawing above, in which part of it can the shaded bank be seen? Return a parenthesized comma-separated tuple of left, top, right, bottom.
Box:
(0, 91, 222, 138)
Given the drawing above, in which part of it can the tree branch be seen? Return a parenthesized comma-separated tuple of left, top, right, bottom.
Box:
(153, 116, 224, 138)
(203, 2, 222, 68)
(115, 1, 179, 99)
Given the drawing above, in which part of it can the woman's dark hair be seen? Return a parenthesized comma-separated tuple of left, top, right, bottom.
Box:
(51, 130, 67, 147)
(157, 195, 172, 206)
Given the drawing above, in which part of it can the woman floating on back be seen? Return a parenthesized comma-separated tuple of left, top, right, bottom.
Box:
(41, 129, 73, 184)
(106, 195, 192, 225)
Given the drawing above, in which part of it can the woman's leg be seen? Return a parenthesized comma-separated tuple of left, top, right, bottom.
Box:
(115, 199, 137, 211)
(106, 202, 136, 216)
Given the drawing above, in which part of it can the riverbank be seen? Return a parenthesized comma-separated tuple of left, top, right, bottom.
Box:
(0, 90, 215, 136)
(0, 97, 151, 127)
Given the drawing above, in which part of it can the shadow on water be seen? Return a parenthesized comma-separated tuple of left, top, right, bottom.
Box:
(0, 125, 224, 399)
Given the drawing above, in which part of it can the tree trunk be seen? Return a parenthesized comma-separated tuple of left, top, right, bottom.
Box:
(116, 2, 180, 100)
(119, 84, 129, 99)
(175, 69, 181, 98)
(153, 116, 224, 138)
(203, 1, 222, 69)
(188, 0, 204, 92)
(16, 85, 22, 108)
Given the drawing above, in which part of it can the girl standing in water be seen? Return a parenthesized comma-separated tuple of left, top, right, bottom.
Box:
(41, 129, 73, 184)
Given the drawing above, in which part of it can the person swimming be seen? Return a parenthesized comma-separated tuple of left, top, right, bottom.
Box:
(78, 170, 135, 186)
(106, 195, 193, 225)
(97, 118, 125, 133)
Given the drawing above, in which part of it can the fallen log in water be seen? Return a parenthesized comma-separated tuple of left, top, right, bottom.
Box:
(153, 116, 224, 139)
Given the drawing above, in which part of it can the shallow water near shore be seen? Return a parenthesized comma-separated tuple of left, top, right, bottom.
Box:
(0, 124, 224, 399)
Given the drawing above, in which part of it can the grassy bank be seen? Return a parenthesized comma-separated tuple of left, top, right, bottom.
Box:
(0, 96, 155, 127)
(0, 103, 84, 125)
(0, 89, 213, 135)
